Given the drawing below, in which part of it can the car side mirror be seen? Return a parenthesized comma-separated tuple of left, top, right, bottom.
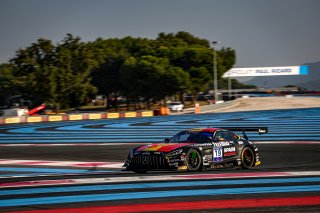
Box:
(164, 138, 170, 143)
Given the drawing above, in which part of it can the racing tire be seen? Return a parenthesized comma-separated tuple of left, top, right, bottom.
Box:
(186, 149, 202, 171)
(240, 146, 255, 169)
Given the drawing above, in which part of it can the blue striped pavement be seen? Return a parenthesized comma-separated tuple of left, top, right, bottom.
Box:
(0, 108, 319, 143)
(1, 184, 320, 207)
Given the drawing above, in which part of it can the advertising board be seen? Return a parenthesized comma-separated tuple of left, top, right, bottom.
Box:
(223, 66, 308, 77)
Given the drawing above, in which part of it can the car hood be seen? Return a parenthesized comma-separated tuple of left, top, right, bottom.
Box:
(136, 143, 193, 153)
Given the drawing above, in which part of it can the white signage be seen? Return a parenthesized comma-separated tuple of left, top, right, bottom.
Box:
(223, 66, 308, 77)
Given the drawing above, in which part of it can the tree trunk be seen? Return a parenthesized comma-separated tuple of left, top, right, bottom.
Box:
(192, 93, 198, 105)
(146, 99, 151, 110)
(55, 103, 60, 114)
(179, 91, 184, 104)
(114, 93, 119, 111)
(106, 93, 110, 109)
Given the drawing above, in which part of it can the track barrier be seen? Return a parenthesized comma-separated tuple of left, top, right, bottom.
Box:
(0, 110, 154, 125)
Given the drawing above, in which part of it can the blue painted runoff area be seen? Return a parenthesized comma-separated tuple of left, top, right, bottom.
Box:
(1, 108, 320, 143)
(1, 184, 320, 207)
(0, 177, 320, 196)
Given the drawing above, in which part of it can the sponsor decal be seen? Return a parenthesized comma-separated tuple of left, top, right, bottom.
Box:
(170, 159, 181, 163)
(4, 117, 20, 124)
(238, 141, 244, 145)
(224, 147, 236, 152)
(88, 114, 101, 119)
(107, 113, 119, 119)
(125, 112, 137, 118)
(27, 116, 42, 123)
(224, 147, 236, 156)
(69, 114, 83, 120)
(203, 155, 213, 162)
(214, 141, 230, 147)
(141, 111, 153, 117)
(48, 115, 63, 121)
(213, 147, 223, 162)
(192, 143, 212, 147)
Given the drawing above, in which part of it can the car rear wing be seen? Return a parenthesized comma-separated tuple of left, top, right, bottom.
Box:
(219, 127, 268, 140)
(222, 127, 268, 135)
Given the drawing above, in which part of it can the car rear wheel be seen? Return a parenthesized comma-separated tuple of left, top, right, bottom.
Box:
(186, 149, 202, 171)
(241, 147, 255, 169)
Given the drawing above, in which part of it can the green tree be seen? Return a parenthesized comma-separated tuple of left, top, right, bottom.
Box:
(120, 55, 189, 108)
(10, 34, 98, 111)
(52, 34, 98, 111)
(0, 63, 16, 106)
(3, 31, 243, 111)
(10, 38, 55, 105)
(188, 66, 211, 101)
(90, 38, 130, 109)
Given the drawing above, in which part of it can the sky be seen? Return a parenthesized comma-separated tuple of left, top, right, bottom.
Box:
(0, 0, 320, 68)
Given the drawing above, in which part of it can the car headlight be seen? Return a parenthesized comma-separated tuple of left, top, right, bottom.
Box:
(167, 149, 183, 157)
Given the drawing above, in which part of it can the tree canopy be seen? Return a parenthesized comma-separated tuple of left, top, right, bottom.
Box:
(0, 31, 254, 110)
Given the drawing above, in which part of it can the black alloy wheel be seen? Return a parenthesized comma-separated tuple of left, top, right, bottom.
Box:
(241, 147, 255, 169)
(186, 149, 202, 171)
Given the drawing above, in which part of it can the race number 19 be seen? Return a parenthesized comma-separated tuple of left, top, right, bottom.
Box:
(213, 147, 223, 162)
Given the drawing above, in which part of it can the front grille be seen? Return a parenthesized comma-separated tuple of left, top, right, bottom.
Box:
(129, 153, 168, 169)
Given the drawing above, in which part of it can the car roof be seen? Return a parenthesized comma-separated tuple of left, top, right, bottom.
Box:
(188, 128, 222, 133)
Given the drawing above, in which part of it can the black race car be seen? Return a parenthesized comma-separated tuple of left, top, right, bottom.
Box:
(123, 127, 267, 173)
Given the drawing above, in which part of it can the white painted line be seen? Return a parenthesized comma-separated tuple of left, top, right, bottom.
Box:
(1, 170, 320, 188)
(0, 159, 123, 169)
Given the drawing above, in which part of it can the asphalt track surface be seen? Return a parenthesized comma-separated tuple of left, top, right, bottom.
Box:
(0, 108, 320, 212)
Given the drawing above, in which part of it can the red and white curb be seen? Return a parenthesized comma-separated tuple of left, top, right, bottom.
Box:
(0, 159, 123, 169)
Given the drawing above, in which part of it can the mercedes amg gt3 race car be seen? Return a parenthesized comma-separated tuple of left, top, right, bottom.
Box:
(123, 127, 267, 173)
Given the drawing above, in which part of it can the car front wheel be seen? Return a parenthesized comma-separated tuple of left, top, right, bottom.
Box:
(186, 149, 202, 171)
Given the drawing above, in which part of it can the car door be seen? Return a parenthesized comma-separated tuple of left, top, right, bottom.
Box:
(213, 130, 237, 162)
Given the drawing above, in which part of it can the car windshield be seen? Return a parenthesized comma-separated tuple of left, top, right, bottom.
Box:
(169, 131, 212, 143)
